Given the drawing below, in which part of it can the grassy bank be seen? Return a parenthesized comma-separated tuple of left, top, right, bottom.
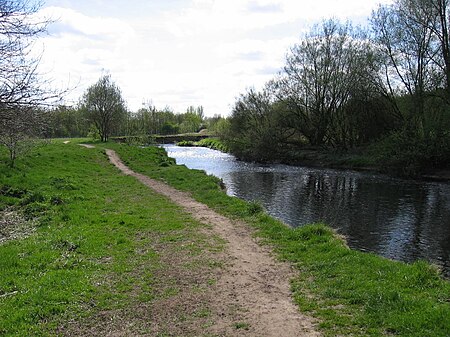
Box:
(0, 140, 224, 335)
(229, 144, 450, 181)
(1, 140, 449, 336)
(177, 137, 229, 152)
(108, 142, 450, 337)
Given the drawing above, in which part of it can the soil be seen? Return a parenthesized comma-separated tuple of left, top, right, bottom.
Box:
(103, 149, 320, 336)
(0, 208, 36, 245)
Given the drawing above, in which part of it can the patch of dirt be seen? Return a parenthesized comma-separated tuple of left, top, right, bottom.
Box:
(104, 149, 320, 336)
(0, 208, 36, 245)
(78, 144, 95, 149)
(61, 229, 224, 336)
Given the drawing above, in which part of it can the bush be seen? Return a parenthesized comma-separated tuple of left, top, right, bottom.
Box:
(374, 127, 450, 177)
(176, 140, 195, 147)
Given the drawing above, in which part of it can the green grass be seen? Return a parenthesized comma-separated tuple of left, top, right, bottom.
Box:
(106, 142, 450, 337)
(0, 140, 221, 335)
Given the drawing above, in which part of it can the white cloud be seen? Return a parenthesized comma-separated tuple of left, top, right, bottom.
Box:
(36, 0, 393, 116)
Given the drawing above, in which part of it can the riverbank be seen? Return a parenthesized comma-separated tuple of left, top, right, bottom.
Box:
(282, 147, 450, 182)
(215, 141, 450, 182)
(111, 142, 450, 336)
(1, 140, 449, 336)
(155, 133, 450, 181)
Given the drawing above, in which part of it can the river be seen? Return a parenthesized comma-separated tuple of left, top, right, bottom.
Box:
(162, 144, 450, 277)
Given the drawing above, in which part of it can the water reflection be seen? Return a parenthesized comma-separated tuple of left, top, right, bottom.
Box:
(162, 145, 450, 276)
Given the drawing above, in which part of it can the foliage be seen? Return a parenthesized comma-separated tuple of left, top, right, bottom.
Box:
(0, 109, 47, 167)
(375, 124, 450, 177)
(223, 87, 291, 161)
(176, 140, 195, 147)
(109, 104, 205, 137)
(179, 106, 204, 133)
(160, 121, 179, 135)
(204, 114, 227, 134)
(176, 138, 229, 152)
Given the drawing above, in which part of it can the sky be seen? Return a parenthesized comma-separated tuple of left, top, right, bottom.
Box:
(36, 0, 392, 116)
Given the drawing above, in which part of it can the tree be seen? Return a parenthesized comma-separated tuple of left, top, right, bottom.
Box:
(0, 0, 58, 166)
(371, 0, 438, 129)
(0, 107, 46, 165)
(370, 0, 450, 174)
(178, 106, 205, 133)
(80, 75, 127, 142)
(433, 0, 450, 98)
(278, 19, 383, 148)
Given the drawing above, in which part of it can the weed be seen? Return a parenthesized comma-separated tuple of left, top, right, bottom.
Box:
(234, 322, 250, 330)
(246, 200, 264, 216)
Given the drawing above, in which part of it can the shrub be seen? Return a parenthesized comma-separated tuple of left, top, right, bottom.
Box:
(176, 140, 195, 147)
(373, 127, 450, 177)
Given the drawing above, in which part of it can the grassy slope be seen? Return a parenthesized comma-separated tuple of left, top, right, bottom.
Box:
(0, 141, 222, 336)
(0, 140, 449, 336)
(107, 142, 450, 337)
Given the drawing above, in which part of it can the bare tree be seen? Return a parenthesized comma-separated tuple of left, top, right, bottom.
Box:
(0, 0, 58, 166)
(371, 0, 438, 128)
(398, 0, 450, 101)
(80, 75, 127, 142)
(433, 0, 450, 97)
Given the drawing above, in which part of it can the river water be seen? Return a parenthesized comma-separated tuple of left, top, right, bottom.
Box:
(162, 144, 450, 277)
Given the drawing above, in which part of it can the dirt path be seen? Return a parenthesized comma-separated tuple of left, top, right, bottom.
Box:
(106, 149, 319, 336)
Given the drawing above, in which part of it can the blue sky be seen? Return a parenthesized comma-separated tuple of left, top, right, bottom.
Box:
(37, 0, 392, 116)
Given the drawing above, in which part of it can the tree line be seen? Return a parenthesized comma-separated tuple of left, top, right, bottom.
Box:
(46, 76, 223, 141)
(223, 0, 450, 176)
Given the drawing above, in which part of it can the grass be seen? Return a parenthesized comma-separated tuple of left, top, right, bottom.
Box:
(106, 141, 450, 337)
(0, 140, 223, 336)
(1, 139, 449, 336)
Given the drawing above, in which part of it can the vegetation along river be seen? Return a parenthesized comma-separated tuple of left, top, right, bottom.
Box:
(162, 144, 450, 277)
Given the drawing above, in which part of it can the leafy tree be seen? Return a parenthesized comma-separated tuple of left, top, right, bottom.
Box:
(161, 122, 179, 135)
(225, 87, 291, 161)
(80, 75, 127, 142)
(278, 19, 384, 148)
(179, 111, 202, 133)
